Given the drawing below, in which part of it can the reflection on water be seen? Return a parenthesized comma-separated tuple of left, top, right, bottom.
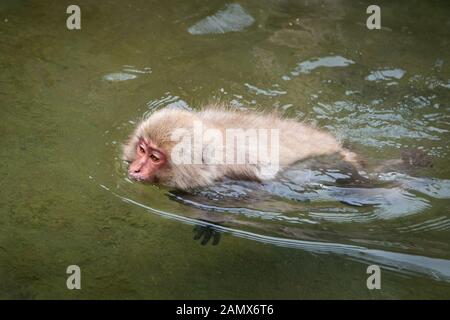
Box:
(365, 68, 406, 82)
(244, 83, 287, 96)
(109, 188, 450, 282)
(107, 146, 450, 282)
(314, 97, 447, 149)
(168, 163, 448, 222)
(103, 65, 152, 82)
(188, 3, 255, 35)
(144, 93, 191, 118)
(289, 55, 355, 76)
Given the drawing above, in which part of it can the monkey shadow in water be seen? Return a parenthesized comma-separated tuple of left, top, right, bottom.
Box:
(168, 155, 373, 247)
(168, 149, 450, 244)
(192, 221, 222, 246)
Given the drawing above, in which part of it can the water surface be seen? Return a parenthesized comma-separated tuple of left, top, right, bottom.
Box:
(1, 0, 450, 299)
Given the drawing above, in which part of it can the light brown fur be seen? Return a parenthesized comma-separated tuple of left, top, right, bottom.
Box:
(123, 105, 360, 190)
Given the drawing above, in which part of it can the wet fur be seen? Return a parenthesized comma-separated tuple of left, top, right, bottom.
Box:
(123, 104, 360, 190)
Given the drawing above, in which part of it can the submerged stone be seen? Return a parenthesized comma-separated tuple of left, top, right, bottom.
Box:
(188, 3, 254, 35)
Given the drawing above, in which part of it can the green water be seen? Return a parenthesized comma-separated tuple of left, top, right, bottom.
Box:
(1, 0, 450, 299)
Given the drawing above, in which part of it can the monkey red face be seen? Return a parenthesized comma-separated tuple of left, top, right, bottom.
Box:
(128, 138, 166, 181)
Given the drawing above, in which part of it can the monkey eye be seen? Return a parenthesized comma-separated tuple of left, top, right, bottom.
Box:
(150, 154, 160, 162)
(138, 145, 146, 154)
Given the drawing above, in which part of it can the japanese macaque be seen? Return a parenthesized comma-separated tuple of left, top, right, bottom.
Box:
(122, 105, 361, 190)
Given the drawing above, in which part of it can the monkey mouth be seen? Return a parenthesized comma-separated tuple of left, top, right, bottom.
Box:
(128, 173, 158, 184)
(128, 173, 146, 181)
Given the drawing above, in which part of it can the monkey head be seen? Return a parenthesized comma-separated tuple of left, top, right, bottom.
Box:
(122, 108, 202, 187)
(127, 137, 167, 181)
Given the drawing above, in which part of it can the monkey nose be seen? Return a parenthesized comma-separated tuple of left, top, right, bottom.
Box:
(128, 167, 140, 178)
(128, 164, 141, 174)
(128, 171, 141, 180)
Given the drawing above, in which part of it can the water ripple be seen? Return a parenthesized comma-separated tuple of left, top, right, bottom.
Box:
(287, 55, 355, 77)
(103, 65, 151, 82)
(398, 216, 450, 233)
(109, 186, 450, 282)
(143, 93, 190, 119)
